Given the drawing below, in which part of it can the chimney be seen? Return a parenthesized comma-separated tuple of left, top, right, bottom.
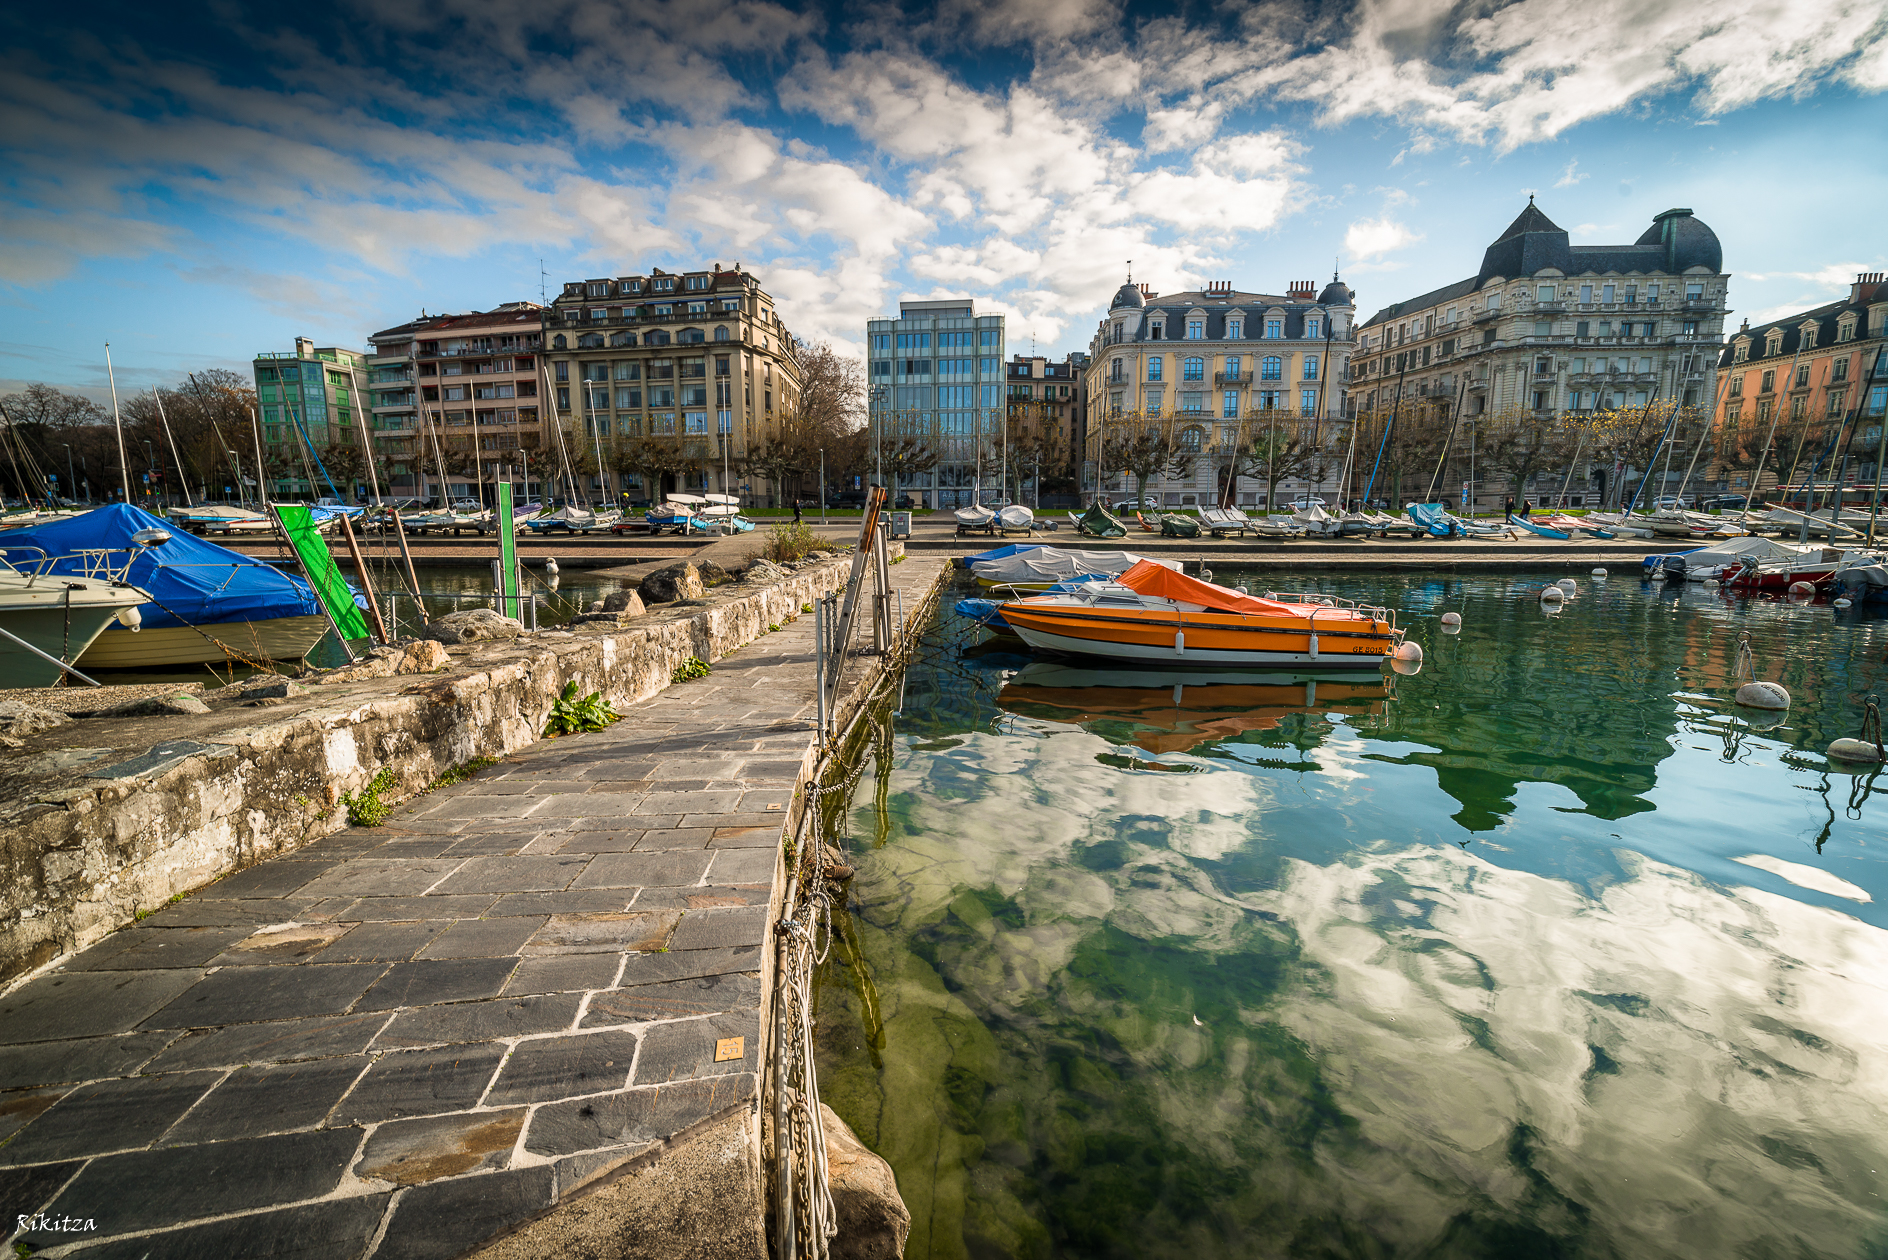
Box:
(1287, 280, 1315, 299)
(1854, 272, 1886, 303)
(1139, 284, 1153, 298)
(295, 336, 314, 358)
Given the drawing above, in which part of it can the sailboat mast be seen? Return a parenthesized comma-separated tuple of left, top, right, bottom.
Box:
(154, 390, 193, 508)
(105, 343, 131, 503)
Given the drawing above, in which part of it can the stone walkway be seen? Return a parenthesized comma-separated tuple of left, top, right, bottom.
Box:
(0, 557, 944, 1259)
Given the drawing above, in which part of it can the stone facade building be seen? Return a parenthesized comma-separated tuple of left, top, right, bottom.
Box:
(1711, 273, 1888, 496)
(1352, 202, 1729, 507)
(1081, 276, 1358, 507)
(866, 299, 1006, 508)
(545, 265, 800, 502)
(251, 338, 371, 500)
(365, 304, 545, 503)
(1006, 352, 1088, 502)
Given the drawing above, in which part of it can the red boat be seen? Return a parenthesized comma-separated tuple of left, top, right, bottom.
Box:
(1722, 546, 1882, 592)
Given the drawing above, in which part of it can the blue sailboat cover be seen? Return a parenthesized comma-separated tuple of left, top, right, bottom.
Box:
(0, 504, 320, 631)
(953, 543, 1047, 569)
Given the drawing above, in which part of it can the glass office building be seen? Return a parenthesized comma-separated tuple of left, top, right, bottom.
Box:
(866, 299, 1005, 508)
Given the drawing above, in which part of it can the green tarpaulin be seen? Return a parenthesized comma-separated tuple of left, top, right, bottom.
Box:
(497, 483, 521, 621)
(272, 504, 370, 642)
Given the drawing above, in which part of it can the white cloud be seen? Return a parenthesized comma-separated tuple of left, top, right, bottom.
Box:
(1346, 216, 1424, 261)
(1555, 158, 1588, 187)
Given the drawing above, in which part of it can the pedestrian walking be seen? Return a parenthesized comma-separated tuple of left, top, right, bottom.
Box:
(792, 498, 802, 524)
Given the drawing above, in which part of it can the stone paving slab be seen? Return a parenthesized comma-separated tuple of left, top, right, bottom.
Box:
(0, 554, 947, 1259)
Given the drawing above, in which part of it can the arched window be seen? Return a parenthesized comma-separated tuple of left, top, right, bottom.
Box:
(680, 328, 705, 344)
(714, 326, 730, 342)
(1179, 426, 1204, 452)
(551, 334, 567, 349)
(1260, 356, 1283, 381)
(578, 333, 605, 348)
(1182, 356, 1205, 381)
(646, 329, 671, 346)
(609, 332, 636, 347)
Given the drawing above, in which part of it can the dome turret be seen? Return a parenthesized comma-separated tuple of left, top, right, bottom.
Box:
(1318, 274, 1353, 306)
(1110, 279, 1145, 310)
(1634, 208, 1722, 274)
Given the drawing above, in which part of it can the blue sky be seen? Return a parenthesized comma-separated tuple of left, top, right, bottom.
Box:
(3, 0, 1886, 399)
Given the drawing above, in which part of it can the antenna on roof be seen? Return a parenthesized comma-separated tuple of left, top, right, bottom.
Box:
(1126, 260, 1132, 282)
(538, 258, 548, 306)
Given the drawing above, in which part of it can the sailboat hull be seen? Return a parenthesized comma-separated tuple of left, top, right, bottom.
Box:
(78, 615, 331, 668)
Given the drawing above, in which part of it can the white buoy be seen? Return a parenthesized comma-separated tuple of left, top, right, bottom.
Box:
(1827, 737, 1885, 762)
(1835, 598, 1853, 608)
(1391, 655, 1424, 676)
(1440, 612, 1462, 626)
(1703, 579, 1719, 590)
(1556, 578, 1577, 590)
(1591, 568, 1607, 577)
(116, 605, 142, 631)
(1649, 569, 1667, 581)
(1732, 631, 1789, 709)
(1393, 641, 1423, 662)
(1539, 586, 1564, 603)
(1789, 581, 1815, 598)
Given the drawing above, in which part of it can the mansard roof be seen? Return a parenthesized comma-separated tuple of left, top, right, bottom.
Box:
(1716, 279, 1888, 367)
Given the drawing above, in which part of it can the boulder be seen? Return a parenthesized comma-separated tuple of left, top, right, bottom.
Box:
(423, 608, 526, 645)
(743, 558, 789, 584)
(235, 678, 306, 700)
(396, 639, 451, 673)
(820, 1104, 910, 1260)
(103, 694, 211, 717)
(697, 561, 733, 588)
(0, 701, 70, 739)
(600, 588, 647, 616)
(638, 562, 705, 604)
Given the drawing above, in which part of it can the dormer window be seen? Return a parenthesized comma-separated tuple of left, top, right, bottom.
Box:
(1186, 320, 1204, 339)
(1733, 342, 1748, 363)
(686, 275, 709, 291)
(1149, 322, 1164, 340)
(1839, 319, 1857, 342)
(1228, 319, 1243, 339)
(1307, 317, 1322, 339)
(654, 277, 674, 292)
(1265, 318, 1283, 339)
(1766, 335, 1782, 357)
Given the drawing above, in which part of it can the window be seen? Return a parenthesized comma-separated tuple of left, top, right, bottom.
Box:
(1303, 355, 1319, 380)
(1757, 399, 1772, 421)
(1686, 282, 1704, 298)
(1624, 286, 1638, 304)
(1835, 358, 1850, 382)
(1638, 358, 1652, 373)
(1186, 320, 1204, 339)
(615, 387, 640, 409)
(1829, 393, 1848, 416)
(1229, 319, 1243, 339)
(1766, 336, 1782, 357)
(1145, 388, 1164, 412)
(1538, 285, 1556, 302)
(1761, 370, 1775, 393)
(896, 333, 929, 350)
(1580, 285, 1593, 303)
(1796, 364, 1811, 388)
(1179, 427, 1203, 451)
(1602, 284, 1615, 303)
(1180, 392, 1205, 412)
(1149, 323, 1164, 339)
(1306, 317, 1322, 339)
(1567, 389, 1581, 408)
(1225, 356, 1241, 378)
(715, 356, 730, 377)
(1258, 390, 1282, 409)
(1576, 321, 1590, 337)
(1839, 321, 1856, 343)
(1264, 318, 1283, 339)
(1147, 358, 1163, 381)
(1182, 356, 1205, 380)
(653, 277, 674, 292)
(551, 334, 567, 350)
(1223, 391, 1239, 417)
(1260, 356, 1283, 381)
(1733, 343, 1748, 363)
(1870, 386, 1888, 416)
(1300, 388, 1318, 413)
(979, 329, 1001, 347)
(686, 275, 708, 291)
(1729, 376, 1743, 397)
(713, 326, 730, 342)
(1535, 322, 1552, 336)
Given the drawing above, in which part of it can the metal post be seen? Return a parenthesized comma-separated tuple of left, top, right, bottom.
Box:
(814, 597, 828, 738)
(338, 513, 390, 644)
(819, 448, 826, 525)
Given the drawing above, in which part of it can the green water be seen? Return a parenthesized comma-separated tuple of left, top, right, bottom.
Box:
(814, 570, 1888, 1260)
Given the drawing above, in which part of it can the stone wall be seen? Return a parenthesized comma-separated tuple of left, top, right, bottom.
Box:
(0, 558, 864, 988)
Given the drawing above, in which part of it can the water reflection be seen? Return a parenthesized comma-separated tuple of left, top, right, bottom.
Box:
(815, 571, 1888, 1260)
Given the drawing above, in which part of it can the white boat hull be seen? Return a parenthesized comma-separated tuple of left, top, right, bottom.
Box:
(78, 615, 331, 668)
(1008, 622, 1388, 669)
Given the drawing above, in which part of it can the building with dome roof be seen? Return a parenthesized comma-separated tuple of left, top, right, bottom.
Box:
(1079, 273, 1359, 508)
(1350, 201, 1731, 509)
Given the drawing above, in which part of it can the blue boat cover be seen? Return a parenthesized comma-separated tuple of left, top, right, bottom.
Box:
(953, 543, 1048, 569)
(0, 504, 321, 631)
(1405, 504, 1459, 537)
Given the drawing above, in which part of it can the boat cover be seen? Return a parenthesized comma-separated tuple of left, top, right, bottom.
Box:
(973, 548, 1170, 585)
(1114, 560, 1297, 615)
(1658, 536, 1812, 572)
(956, 543, 1047, 569)
(998, 505, 1034, 529)
(1406, 503, 1457, 537)
(955, 506, 996, 526)
(1077, 503, 1128, 537)
(0, 504, 320, 631)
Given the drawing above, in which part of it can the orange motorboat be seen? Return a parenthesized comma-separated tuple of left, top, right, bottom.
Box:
(997, 560, 1404, 669)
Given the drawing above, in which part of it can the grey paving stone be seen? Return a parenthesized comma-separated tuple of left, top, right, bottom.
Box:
(332, 894, 498, 921)
(332, 1044, 505, 1125)
(581, 973, 763, 1029)
(0, 970, 204, 1045)
(143, 1013, 391, 1072)
(668, 905, 769, 953)
(304, 828, 408, 853)
(545, 830, 649, 854)
(26, 1128, 363, 1241)
(635, 790, 742, 815)
(0, 1088, 66, 1144)
(709, 824, 782, 848)
(354, 959, 519, 1012)
(484, 1030, 639, 1107)
(570, 812, 682, 831)
(205, 922, 354, 966)
(0, 1033, 175, 1089)
(649, 759, 739, 779)
(529, 791, 648, 819)
(583, 779, 654, 794)
(407, 795, 526, 820)
(632, 1012, 759, 1085)
(520, 912, 680, 956)
(523, 1074, 755, 1158)
(0, 1160, 84, 1238)
(135, 898, 324, 928)
(51, 1194, 391, 1260)
(467, 778, 586, 795)
(162, 1057, 367, 1143)
(139, 963, 389, 1029)
(438, 831, 542, 856)
(429, 855, 590, 895)
(502, 955, 621, 997)
(632, 885, 770, 911)
(686, 811, 786, 828)
(355, 1108, 527, 1185)
(554, 1144, 656, 1196)
(293, 859, 465, 900)
(740, 760, 807, 779)
(414, 917, 547, 960)
(737, 789, 793, 810)
(0, 1071, 221, 1165)
(705, 847, 776, 885)
(375, 993, 582, 1049)
(370, 837, 464, 858)
(58, 925, 254, 972)
(621, 827, 717, 852)
(616, 946, 763, 987)
(485, 889, 634, 917)
(372, 1164, 554, 1260)
(315, 920, 447, 964)
(196, 860, 340, 899)
(572, 851, 712, 889)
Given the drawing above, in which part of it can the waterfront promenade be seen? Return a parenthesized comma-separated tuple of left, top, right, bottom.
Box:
(0, 555, 947, 1259)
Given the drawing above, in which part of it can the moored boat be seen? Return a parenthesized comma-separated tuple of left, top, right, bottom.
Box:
(1508, 515, 1571, 540)
(997, 560, 1404, 668)
(954, 504, 997, 533)
(1723, 546, 1884, 592)
(1158, 511, 1201, 538)
(997, 504, 1035, 532)
(973, 547, 1175, 592)
(0, 555, 149, 685)
(1074, 503, 1128, 538)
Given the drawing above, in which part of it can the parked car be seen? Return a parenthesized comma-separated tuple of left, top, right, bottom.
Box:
(1654, 495, 1692, 510)
(1700, 494, 1747, 510)
(1112, 497, 1159, 511)
(1289, 497, 1329, 512)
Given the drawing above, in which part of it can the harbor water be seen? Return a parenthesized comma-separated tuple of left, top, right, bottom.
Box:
(815, 570, 1888, 1260)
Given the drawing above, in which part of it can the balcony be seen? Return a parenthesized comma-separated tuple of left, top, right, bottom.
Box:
(1533, 301, 1566, 314)
(1473, 309, 1501, 324)
(1215, 371, 1252, 385)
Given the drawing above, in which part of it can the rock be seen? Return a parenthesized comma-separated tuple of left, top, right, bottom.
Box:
(601, 588, 647, 616)
(820, 1104, 909, 1260)
(638, 563, 706, 604)
(0, 701, 70, 739)
(697, 561, 732, 588)
(396, 640, 452, 673)
(103, 694, 211, 717)
(424, 608, 526, 645)
(742, 558, 789, 584)
(587, 599, 605, 613)
(235, 678, 305, 700)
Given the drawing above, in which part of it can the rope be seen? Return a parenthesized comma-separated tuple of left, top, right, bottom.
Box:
(1734, 632, 1755, 685)
(1858, 696, 1883, 761)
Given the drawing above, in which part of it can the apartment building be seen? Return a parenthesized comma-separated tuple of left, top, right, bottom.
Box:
(251, 338, 371, 499)
(1081, 275, 1358, 506)
(866, 299, 1006, 508)
(544, 264, 800, 502)
(1005, 352, 1088, 500)
(366, 303, 545, 502)
(1711, 273, 1888, 494)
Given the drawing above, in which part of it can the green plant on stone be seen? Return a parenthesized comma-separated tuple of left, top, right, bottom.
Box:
(769, 623, 781, 633)
(671, 656, 711, 683)
(543, 681, 619, 736)
(339, 768, 399, 827)
(428, 755, 500, 791)
(801, 602, 812, 613)
(763, 521, 820, 563)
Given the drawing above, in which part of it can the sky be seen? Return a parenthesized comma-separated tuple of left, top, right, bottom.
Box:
(3, 0, 1886, 400)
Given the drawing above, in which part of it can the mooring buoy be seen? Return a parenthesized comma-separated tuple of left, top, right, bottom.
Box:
(1733, 632, 1790, 710)
(1592, 568, 1608, 577)
(1394, 641, 1423, 662)
(1789, 581, 1815, 598)
(1828, 697, 1885, 762)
